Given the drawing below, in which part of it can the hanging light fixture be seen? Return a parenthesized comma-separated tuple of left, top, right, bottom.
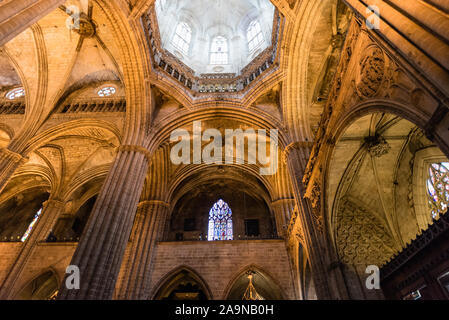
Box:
(242, 272, 265, 300)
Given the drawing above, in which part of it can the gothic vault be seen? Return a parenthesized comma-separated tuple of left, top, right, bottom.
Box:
(0, 0, 448, 300)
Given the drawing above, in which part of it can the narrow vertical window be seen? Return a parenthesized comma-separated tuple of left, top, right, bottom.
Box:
(208, 199, 233, 241)
(247, 20, 264, 53)
(210, 36, 228, 65)
(172, 22, 192, 55)
(21, 208, 43, 242)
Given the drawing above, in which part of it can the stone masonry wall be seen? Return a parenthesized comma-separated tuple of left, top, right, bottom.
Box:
(148, 239, 296, 300)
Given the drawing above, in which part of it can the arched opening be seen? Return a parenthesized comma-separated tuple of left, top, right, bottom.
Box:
(168, 175, 274, 242)
(296, 243, 317, 300)
(154, 268, 211, 300)
(226, 267, 283, 300)
(14, 270, 59, 300)
(0, 188, 49, 242)
(327, 111, 449, 298)
(52, 195, 98, 242)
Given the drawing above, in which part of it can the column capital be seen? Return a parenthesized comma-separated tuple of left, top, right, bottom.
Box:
(117, 145, 152, 163)
(271, 198, 295, 205)
(42, 199, 65, 209)
(137, 200, 170, 208)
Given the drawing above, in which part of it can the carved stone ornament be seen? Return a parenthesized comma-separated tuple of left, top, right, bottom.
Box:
(356, 46, 386, 98)
(309, 182, 324, 232)
(365, 134, 391, 157)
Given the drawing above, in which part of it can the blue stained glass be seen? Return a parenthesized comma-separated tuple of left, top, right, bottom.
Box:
(207, 199, 233, 241)
(21, 208, 43, 242)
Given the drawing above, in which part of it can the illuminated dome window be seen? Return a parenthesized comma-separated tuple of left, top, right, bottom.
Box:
(6, 87, 25, 100)
(210, 36, 228, 65)
(97, 86, 116, 97)
(154, 0, 275, 76)
(247, 20, 264, 54)
(172, 22, 192, 55)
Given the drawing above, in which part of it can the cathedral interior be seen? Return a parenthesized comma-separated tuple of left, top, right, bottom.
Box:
(0, 0, 448, 300)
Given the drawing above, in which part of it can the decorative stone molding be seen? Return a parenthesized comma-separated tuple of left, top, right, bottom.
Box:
(138, 200, 170, 208)
(117, 145, 152, 163)
(336, 197, 397, 266)
(302, 20, 362, 187)
(355, 46, 386, 98)
(308, 182, 324, 233)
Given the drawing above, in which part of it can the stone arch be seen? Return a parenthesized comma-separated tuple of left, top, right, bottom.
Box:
(323, 107, 448, 299)
(13, 268, 59, 300)
(145, 105, 287, 152)
(166, 164, 276, 241)
(151, 265, 213, 300)
(0, 123, 15, 147)
(0, 176, 50, 242)
(223, 264, 284, 300)
(22, 119, 122, 155)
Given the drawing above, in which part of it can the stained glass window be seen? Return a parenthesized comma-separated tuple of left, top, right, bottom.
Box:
(97, 86, 116, 97)
(426, 162, 449, 219)
(247, 20, 264, 53)
(6, 87, 25, 100)
(207, 199, 233, 241)
(172, 22, 192, 55)
(210, 36, 228, 65)
(21, 208, 43, 242)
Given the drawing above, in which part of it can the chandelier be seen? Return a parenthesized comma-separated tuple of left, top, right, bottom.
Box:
(242, 272, 265, 300)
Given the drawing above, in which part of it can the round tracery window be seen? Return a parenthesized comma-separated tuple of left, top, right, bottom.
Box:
(6, 87, 25, 100)
(97, 86, 116, 97)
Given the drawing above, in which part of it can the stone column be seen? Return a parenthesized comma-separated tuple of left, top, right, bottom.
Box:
(57, 146, 152, 300)
(0, 199, 65, 299)
(272, 198, 295, 238)
(117, 200, 169, 299)
(0, 148, 28, 194)
(285, 147, 348, 300)
(0, 0, 66, 46)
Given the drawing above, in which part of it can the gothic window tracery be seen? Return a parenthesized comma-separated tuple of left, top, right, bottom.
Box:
(247, 20, 264, 53)
(426, 162, 449, 219)
(207, 199, 233, 241)
(172, 22, 192, 55)
(210, 36, 229, 65)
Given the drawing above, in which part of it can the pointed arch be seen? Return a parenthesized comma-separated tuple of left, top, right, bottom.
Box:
(223, 264, 284, 300)
(13, 268, 60, 300)
(151, 265, 213, 300)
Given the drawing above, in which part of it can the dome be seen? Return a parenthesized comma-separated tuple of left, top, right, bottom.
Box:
(154, 0, 275, 76)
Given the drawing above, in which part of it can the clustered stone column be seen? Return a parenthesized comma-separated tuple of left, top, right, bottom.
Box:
(272, 198, 295, 238)
(57, 146, 151, 300)
(0, 0, 66, 46)
(117, 200, 169, 299)
(0, 199, 65, 299)
(284, 147, 347, 300)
